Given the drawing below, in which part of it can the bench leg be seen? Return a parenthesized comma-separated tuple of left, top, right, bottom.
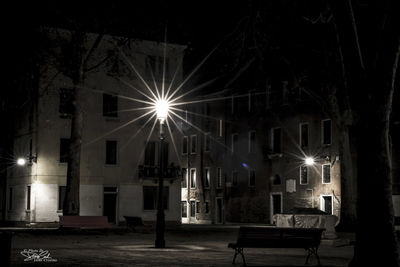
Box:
(232, 248, 246, 266)
(305, 247, 321, 266)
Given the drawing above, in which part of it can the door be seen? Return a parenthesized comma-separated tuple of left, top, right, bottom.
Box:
(270, 193, 282, 223)
(103, 187, 117, 224)
(321, 195, 333, 215)
(216, 198, 223, 224)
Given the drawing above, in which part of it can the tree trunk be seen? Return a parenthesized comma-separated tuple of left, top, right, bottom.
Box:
(336, 124, 357, 231)
(349, 115, 399, 266)
(63, 30, 85, 216)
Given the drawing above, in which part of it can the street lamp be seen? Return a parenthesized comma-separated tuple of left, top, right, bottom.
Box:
(305, 157, 315, 166)
(17, 155, 37, 166)
(154, 99, 169, 248)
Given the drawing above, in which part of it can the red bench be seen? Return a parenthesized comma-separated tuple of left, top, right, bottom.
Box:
(59, 216, 111, 229)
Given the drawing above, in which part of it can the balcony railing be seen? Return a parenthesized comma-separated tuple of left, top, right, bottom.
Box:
(138, 164, 181, 180)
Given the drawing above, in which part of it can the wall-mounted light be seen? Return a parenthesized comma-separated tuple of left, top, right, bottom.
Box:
(305, 157, 315, 166)
(17, 155, 37, 166)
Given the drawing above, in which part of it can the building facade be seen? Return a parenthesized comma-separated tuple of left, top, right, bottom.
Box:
(6, 28, 186, 226)
(179, 80, 342, 224)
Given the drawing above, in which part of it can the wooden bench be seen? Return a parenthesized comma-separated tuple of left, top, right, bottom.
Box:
(59, 216, 111, 229)
(228, 226, 325, 266)
(124, 216, 145, 231)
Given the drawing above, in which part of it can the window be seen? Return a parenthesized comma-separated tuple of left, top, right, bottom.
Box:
(205, 168, 210, 188)
(8, 187, 13, 210)
(146, 55, 157, 76)
(217, 167, 222, 188)
(58, 186, 66, 210)
(218, 120, 223, 137)
(232, 171, 238, 187)
(59, 88, 74, 117)
(190, 135, 197, 154)
(190, 168, 196, 188)
(248, 90, 255, 112)
(182, 136, 188, 154)
(272, 174, 281, 185)
(300, 123, 309, 148)
(26, 186, 31, 210)
(103, 93, 118, 117)
(204, 133, 211, 152)
(232, 133, 238, 153)
(144, 142, 156, 166)
(322, 164, 331, 184)
(322, 119, 332, 145)
(106, 140, 117, 165)
(143, 186, 169, 210)
(181, 201, 187, 218)
(196, 201, 200, 213)
(60, 138, 70, 163)
(249, 131, 256, 153)
(190, 200, 195, 217)
(205, 201, 209, 213)
(272, 128, 281, 153)
(300, 165, 308, 185)
(182, 168, 188, 188)
(249, 170, 255, 187)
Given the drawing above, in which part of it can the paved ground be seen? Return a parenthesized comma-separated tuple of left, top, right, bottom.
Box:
(6, 226, 354, 266)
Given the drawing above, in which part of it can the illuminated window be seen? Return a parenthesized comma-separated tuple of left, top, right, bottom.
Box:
(181, 201, 187, 218)
(190, 169, 196, 188)
(322, 164, 331, 184)
(205, 168, 210, 188)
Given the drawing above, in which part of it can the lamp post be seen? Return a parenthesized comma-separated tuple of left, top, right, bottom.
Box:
(155, 99, 169, 248)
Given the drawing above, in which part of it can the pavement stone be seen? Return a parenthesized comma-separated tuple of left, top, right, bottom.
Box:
(6, 226, 355, 266)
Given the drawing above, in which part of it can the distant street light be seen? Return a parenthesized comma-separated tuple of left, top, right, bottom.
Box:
(305, 157, 315, 166)
(154, 98, 170, 248)
(16, 154, 37, 166)
(17, 158, 26, 166)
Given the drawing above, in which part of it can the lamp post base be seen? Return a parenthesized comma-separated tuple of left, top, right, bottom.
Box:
(155, 239, 165, 248)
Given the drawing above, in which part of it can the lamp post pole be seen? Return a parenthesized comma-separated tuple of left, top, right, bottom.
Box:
(155, 99, 169, 248)
(155, 119, 165, 248)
